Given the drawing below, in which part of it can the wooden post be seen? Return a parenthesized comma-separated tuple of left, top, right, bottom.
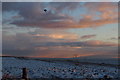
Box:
(22, 68, 28, 80)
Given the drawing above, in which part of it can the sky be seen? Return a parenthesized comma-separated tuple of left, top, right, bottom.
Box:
(1, 0, 119, 2)
(2, 2, 119, 58)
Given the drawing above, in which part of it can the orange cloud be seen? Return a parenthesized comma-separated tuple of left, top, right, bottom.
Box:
(33, 33, 78, 40)
(78, 17, 117, 28)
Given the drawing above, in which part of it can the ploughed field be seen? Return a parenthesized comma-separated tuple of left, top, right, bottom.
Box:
(2, 57, 119, 79)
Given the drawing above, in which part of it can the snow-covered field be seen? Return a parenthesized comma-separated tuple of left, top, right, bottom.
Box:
(2, 57, 119, 79)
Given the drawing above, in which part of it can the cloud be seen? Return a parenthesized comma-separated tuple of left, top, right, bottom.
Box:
(78, 15, 117, 28)
(49, 2, 80, 12)
(109, 37, 118, 40)
(3, 32, 118, 58)
(2, 2, 118, 29)
(84, 40, 118, 47)
(79, 2, 118, 27)
(2, 2, 75, 28)
(84, 2, 117, 17)
(33, 33, 78, 40)
(80, 34, 96, 39)
(2, 2, 118, 58)
(28, 28, 79, 42)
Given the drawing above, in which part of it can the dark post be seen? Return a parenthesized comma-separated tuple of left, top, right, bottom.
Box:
(22, 68, 28, 80)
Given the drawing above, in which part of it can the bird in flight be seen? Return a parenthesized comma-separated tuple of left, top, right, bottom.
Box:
(44, 9, 47, 12)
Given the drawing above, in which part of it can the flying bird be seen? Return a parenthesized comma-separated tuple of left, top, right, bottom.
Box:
(44, 9, 47, 12)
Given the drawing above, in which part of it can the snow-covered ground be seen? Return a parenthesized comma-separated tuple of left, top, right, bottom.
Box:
(2, 57, 119, 79)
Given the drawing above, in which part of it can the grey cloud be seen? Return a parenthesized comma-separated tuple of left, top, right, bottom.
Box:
(80, 34, 96, 39)
(2, 32, 118, 58)
(3, 2, 75, 28)
(2, 2, 117, 29)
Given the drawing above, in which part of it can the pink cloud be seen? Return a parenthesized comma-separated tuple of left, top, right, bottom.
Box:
(85, 40, 118, 47)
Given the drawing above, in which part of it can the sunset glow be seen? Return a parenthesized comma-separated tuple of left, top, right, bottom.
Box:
(2, 2, 118, 59)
